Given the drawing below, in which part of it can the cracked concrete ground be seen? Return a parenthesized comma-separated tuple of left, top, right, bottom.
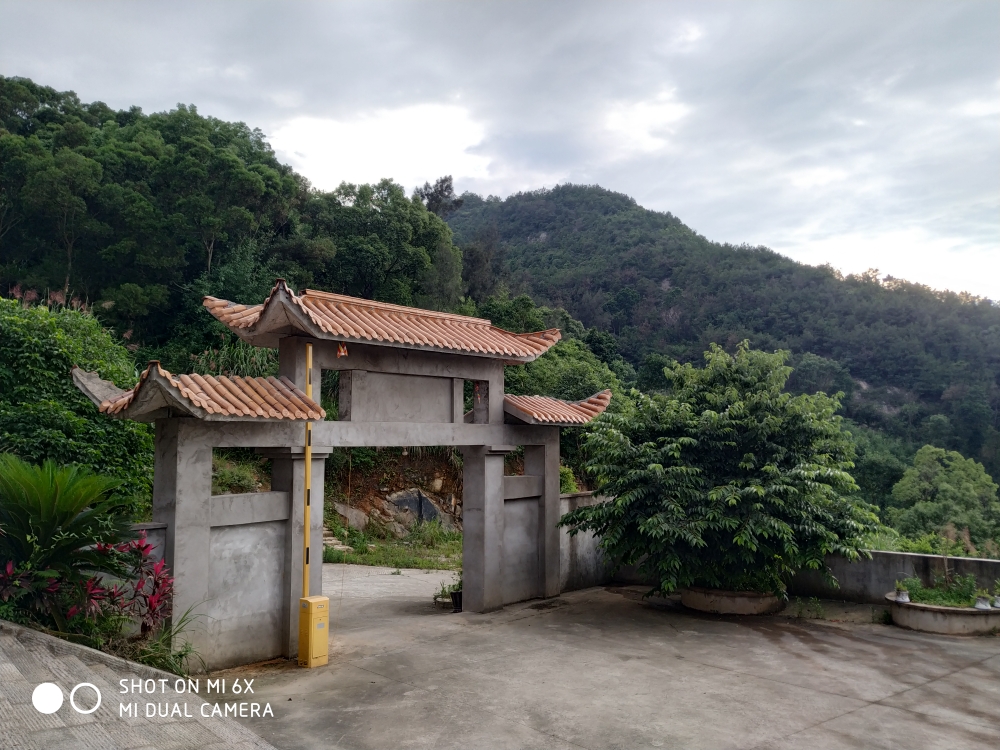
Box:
(220, 564, 1000, 750)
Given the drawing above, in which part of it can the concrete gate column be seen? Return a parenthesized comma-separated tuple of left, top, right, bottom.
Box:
(461, 445, 508, 613)
(524, 429, 561, 599)
(152, 418, 213, 655)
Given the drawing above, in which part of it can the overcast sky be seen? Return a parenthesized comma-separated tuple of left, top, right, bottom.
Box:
(1, 1, 997, 298)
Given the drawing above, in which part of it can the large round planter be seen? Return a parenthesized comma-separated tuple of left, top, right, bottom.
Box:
(681, 587, 784, 615)
(886, 592, 1000, 635)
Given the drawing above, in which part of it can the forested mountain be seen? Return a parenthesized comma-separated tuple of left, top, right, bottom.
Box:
(2, 75, 999, 535)
(448, 187, 1000, 481)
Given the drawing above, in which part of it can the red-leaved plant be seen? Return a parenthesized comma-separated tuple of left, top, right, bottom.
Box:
(66, 532, 174, 635)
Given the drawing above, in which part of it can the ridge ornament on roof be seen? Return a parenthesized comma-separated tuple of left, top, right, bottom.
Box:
(203, 280, 561, 362)
(72, 361, 325, 423)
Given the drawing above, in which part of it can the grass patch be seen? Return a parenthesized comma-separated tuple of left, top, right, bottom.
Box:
(898, 574, 980, 608)
(323, 520, 462, 571)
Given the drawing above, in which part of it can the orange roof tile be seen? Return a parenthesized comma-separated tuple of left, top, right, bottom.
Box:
(73, 362, 324, 422)
(204, 280, 561, 362)
(503, 390, 612, 426)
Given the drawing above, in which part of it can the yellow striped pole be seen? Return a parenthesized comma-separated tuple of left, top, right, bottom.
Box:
(302, 342, 313, 598)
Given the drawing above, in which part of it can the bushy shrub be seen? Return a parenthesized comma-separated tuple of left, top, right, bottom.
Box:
(561, 343, 880, 596)
(559, 465, 579, 494)
(211, 454, 260, 495)
(0, 455, 190, 669)
(897, 573, 980, 608)
(0, 299, 152, 509)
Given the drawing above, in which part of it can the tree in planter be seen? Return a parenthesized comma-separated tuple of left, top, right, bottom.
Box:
(560, 342, 880, 596)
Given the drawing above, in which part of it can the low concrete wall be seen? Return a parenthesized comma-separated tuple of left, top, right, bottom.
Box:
(504, 496, 541, 603)
(559, 492, 613, 592)
(789, 551, 1000, 604)
(135, 492, 295, 670)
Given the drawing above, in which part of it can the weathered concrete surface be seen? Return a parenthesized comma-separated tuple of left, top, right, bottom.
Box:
(559, 493, 612, 593)
(220, 563, 1000, 750)
(0, 620, 275, 750)
(790, 551, 1000, 604)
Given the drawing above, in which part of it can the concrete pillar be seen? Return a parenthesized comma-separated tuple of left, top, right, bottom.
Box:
(524, 428, 562, 599)
(263, 446, 329, 657)
(279, 336, 321, 392)
(461, 445, 508, 612)
(451, 378, 465, 423)
(487, 363, 504, 424)
(153, 418, 213, 657)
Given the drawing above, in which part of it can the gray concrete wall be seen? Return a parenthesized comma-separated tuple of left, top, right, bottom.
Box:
(559, 493, 613, 592)
(207, 520, 287, 666)
(341, 371, 455, 423)
(503, 497, 540, 604)
(789, 551, 1000, 604)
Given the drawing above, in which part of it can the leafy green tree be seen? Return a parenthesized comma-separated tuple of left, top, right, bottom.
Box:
(887, 445, 1000, 546)
(786, 353, 854, 401)
(414, 175, 464, 218)
(21, 149, 105, 293)
(477, 290, 546, 333)
(560, 343, 879, 596)
(0, 298, 152, 505)
(846, 422, 910, 511)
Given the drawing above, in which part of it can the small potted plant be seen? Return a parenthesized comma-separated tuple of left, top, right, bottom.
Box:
(449, 573, 463, 613)
(894, 581, 910, 604)
(974, 589, 992, 610)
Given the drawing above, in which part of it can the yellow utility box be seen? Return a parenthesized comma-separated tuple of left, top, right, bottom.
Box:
(297, 595, 330, 668)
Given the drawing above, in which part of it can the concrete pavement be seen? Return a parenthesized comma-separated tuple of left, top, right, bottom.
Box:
(216, 564, 1000, 750)
(0, 620, 276, 750)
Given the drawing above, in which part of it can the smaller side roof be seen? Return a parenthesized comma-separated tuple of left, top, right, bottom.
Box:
(204, 280, 561, 362)
(73, 362, 324, 423)
(503, 390, 612, 426)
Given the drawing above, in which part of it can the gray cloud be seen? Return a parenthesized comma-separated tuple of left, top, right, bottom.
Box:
(1, 0, 997, 296)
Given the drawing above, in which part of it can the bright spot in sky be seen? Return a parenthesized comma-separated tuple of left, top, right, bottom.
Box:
(269, 104, 491, 192)
(604, 90, 690, 155)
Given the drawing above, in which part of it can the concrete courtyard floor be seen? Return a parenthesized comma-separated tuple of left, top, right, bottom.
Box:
(218, 564, 1000, 750)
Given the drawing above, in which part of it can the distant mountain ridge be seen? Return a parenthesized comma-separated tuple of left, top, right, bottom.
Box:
(447, 185, 1000, 477)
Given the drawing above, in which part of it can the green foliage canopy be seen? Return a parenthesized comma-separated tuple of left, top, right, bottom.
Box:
(0, 298, 152, 503)
(560, 343, 880, 595)
(0, 454, 133, 628)
(448, 185, 1000, 480)
(0, 76, 464, 362)
(887, 445, 1000, 546)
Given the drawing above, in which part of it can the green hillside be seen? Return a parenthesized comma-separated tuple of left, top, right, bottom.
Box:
(447, 186, 1000, 482)
(2, 76, 999, 550)
(0, 76, 463, 368)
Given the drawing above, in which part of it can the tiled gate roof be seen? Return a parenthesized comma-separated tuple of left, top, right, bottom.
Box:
(503, 390, 612, 425)
(73, 362, 324, 422)
(204, 280, 561, 362)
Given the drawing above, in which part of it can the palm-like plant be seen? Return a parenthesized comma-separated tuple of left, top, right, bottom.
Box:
(0, 454, 134, 626)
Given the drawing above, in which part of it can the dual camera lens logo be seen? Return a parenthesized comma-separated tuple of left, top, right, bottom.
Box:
(31, 682, 102, 715)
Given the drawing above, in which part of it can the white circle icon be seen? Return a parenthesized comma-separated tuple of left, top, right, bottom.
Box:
(32, 683, 64, 714)
(69, 683, 102, 714)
